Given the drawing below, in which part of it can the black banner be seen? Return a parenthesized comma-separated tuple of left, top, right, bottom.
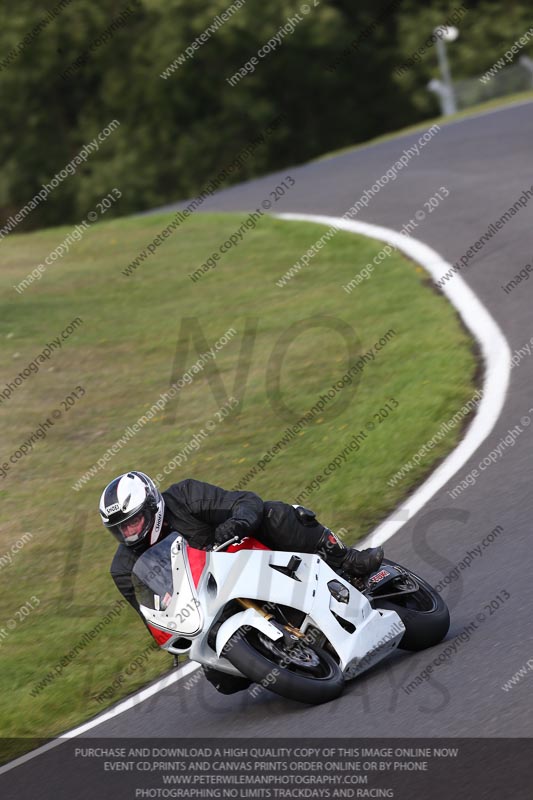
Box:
(0, 738, 531, 800)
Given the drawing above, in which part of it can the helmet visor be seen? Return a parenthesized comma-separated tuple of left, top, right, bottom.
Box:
(116, 509, 151, 545)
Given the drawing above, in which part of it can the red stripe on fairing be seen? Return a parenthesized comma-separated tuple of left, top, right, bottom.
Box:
(147, 624, 173, 645)
(227, 536, 270, 552)
(187, 547, 207, 586)
(186, 538, 270, 586)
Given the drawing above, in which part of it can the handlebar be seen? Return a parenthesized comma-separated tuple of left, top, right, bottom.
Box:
(211, 535, 242, 552)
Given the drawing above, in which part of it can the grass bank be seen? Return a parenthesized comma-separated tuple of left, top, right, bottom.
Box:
(0, 207, 477, 758)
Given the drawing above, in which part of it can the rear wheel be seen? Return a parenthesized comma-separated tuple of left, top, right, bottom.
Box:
(370, 560, 450, 651)
(223, 628, 344, 704)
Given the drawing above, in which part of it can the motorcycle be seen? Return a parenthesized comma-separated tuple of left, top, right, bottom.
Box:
(132, 532, 450, 704)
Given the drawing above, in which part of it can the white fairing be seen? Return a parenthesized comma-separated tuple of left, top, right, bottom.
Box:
(215, 608, 284, 657)
(139, 536, 202, 637)
(138, 536, 405, 680)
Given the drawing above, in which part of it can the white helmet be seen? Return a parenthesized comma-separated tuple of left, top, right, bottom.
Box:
(99, 471, 164, 549)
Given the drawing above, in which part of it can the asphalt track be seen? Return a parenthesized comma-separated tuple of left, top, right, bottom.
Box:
(3, 100, 533, 790)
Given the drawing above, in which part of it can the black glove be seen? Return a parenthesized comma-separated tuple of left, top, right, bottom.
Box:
(213, 518, 248, 545)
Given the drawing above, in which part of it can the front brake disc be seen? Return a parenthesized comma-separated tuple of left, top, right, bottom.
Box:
(257, 632, 321, 668)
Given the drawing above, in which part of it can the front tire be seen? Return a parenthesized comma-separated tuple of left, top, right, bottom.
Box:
(223, 628, 344, 704)
(371, 560, 450, 651)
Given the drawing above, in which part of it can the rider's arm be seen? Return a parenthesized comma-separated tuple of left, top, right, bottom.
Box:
(109, 544, 152, 630)
(163, 478, 263, 534)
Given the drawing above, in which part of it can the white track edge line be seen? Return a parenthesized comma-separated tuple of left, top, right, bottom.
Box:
(0, 660, 200, 775)
(276, 212, 511, 547)
(1, 213, 511, 775)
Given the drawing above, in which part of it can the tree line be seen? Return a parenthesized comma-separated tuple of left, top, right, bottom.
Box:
(0, 0, 529, 231)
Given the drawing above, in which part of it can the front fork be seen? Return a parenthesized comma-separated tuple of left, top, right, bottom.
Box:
(236, 597, 306, 643)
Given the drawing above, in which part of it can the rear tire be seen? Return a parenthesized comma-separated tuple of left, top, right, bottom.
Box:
(371, 560, 450, 651)
(223, 628, 344, 704)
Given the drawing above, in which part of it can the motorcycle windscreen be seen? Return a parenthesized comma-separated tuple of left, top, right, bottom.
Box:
(131, 533, 179, 611)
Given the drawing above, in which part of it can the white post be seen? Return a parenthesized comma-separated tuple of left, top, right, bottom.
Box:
(427, 78, 456, 116)
(433, 25, 459, 115)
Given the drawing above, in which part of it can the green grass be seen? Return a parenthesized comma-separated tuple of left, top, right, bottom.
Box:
(0, 208, 477, 756)
(314, 89, 533, 162)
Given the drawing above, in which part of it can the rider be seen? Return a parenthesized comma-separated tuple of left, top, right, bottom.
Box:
(99, 471, 384, 692)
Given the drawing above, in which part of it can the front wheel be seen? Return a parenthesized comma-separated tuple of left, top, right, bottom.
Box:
(223, 628, 344, 704)
(371, 560, 450, 651)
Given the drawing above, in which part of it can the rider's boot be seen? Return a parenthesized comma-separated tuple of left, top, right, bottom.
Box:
(340, 546, 384, 577)
(316, 529, 384, 578)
